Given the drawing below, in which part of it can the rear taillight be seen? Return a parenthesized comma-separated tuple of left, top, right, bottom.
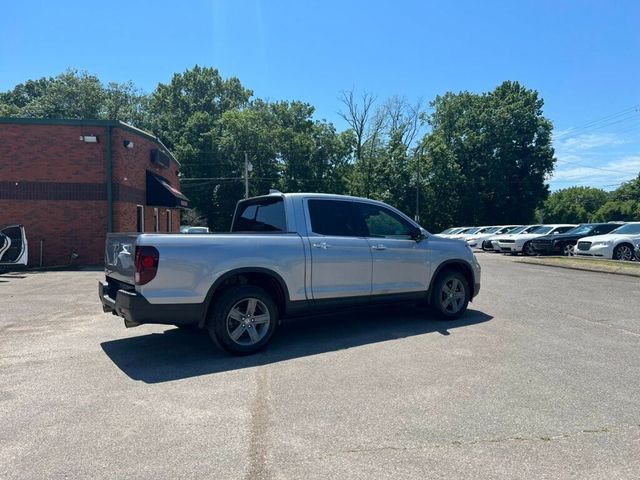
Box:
(135, 246, 159, 285)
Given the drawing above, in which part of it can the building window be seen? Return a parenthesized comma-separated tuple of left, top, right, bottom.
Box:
(136, 205, 144, 232)
(153, 208, 159, 232)
(166, 210, 171, 232)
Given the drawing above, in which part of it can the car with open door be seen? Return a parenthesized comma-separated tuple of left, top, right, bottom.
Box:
(0, 225, 28, 273)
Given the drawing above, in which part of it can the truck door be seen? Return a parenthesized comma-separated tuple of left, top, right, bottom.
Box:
(305, 199, 372, 302)
(354, 202, 429, 297)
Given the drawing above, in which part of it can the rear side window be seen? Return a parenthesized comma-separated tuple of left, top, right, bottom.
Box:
(308, 200, 364, 237)
(595, 224, 621, 235)
(232, 198, 286, 232)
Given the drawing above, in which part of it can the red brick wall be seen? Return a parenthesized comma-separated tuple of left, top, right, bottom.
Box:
(0, 124, 106, 182)
(110, 127, 181, 234)
(0, 200, 107, 266)
(0, 122, 183, 266)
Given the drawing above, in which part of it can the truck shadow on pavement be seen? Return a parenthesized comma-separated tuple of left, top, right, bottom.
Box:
(101, 306, 492, 384)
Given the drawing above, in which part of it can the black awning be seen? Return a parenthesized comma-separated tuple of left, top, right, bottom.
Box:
(146, 171, 190, 209)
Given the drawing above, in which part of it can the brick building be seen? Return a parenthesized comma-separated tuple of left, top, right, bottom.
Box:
(0, 118, 189, 267)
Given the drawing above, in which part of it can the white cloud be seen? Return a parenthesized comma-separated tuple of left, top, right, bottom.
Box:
(549, 131, 640, 190)
(554, 132, 630, 153)
(549, 155, 640, 189)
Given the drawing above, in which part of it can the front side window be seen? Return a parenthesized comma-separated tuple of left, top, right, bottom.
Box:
(357, 203, 414, 239)
(307, 199, 363, 237)
(232, 197, 286, 232)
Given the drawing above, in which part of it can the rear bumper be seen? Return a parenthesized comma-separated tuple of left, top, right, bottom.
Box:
(99, 280, 204, 327)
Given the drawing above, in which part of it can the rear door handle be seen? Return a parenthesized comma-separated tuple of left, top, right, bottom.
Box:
(371, 243, 387, 251)
(312, 242, 331, 249)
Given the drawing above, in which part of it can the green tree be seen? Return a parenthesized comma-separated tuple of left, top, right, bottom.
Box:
(144, 66, 253, 229)
(540, 186, 609, 223)
(0, 69, 147, 123)
(592, 175, 640, 221)
(419, 81, 555, 231)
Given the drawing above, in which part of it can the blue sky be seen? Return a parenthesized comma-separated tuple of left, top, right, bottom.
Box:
(1, 0, 638, 190)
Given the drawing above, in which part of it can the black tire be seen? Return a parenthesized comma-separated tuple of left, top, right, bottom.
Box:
(522, 241, 536, 256)
(431, 270, 469, 320)
(207, 286, 278, 355)
(613, 243, 635, 262)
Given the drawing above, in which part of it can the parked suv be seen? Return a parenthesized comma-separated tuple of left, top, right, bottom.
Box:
(574, 222, 640, 261)
(530, 223, 622, 256)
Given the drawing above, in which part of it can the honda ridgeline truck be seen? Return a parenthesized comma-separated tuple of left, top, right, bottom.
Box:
(99, 193, 481, 355)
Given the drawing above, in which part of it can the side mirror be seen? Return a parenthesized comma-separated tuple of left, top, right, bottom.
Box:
(409, 226, 425, 242)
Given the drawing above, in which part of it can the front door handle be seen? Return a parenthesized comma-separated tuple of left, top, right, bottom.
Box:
(371, 243, 387, 251)
(312, 242, 331, 249)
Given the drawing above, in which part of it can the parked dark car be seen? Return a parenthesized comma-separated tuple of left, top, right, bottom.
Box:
(530, 223, 622, 256)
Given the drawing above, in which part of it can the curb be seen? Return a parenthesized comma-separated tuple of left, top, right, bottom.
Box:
(515, 258, 640, 278)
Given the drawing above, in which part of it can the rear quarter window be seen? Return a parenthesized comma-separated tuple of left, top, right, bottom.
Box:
(232, 198, 286, 232)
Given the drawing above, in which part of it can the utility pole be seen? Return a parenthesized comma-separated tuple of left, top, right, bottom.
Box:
(415, 146, 422, 223)
(244, 151, 249, 199)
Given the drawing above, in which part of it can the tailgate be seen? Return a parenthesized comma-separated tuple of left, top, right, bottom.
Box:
(105, 233, 138, 285)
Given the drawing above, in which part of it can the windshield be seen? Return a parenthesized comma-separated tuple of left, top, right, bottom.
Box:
(534, 226, 553, 235)
(465, 227, 483, 234)
(503, 226, 521, 233)
(564, 224, 594, 236)
(522, 225, 542, 233)
(610, 223, 640, 235)
(508, 226, 529, 234)
(483, 226, 501, 234)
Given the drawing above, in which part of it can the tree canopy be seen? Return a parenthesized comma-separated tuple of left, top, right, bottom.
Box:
(3, 68, 636, 231)
(420, 81, 556, 230)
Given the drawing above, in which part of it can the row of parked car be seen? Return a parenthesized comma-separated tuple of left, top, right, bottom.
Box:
(438, 222, 640, 261)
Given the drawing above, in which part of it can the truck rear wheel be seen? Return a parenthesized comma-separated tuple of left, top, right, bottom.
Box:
(207, 286, 278, 355)
(431, 270, 469, 320)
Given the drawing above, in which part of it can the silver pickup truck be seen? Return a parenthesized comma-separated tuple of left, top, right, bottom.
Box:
(99, 192, 481, 355)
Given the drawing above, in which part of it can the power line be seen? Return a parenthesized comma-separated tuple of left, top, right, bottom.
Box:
(554, 105, 639, 140)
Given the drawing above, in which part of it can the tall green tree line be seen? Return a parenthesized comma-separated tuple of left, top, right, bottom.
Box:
(4, 67, 635, 231)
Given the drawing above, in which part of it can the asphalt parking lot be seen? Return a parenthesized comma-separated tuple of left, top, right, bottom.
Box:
(1, 254, 639, 479)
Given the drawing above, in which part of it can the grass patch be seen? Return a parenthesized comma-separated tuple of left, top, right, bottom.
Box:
(516, 256, 640, 277)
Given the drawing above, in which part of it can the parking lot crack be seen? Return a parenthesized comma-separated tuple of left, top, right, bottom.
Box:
(245, 366, 273, 480)
(314, 424, 635, 460)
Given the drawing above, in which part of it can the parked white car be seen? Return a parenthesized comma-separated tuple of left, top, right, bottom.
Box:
(450, 226, 493, 241)
(437, 227, 474, 238)
(467, 225, 521, 249)
(489, 225, 542, 252)
(0, 225, 28, 273)
(574, 222, 640, 261)
(495, 224, 576, 255)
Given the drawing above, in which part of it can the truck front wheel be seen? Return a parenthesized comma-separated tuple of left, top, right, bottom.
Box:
(431, 270, 469, 320)
(207, 286, 278, 355)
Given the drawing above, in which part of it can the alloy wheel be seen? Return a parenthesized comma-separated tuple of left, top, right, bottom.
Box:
(225, 298, 271, 346)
